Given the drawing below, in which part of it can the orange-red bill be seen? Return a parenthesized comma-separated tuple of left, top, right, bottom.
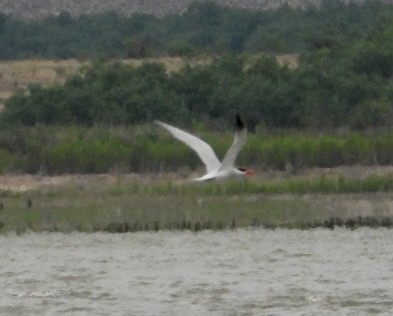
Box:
(245, 169, 254, 176)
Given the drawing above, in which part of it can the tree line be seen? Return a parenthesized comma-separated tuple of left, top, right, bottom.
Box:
(0, 0, 392, 59)
(2, 0, 393, 130)
(4, 11, 393, 131)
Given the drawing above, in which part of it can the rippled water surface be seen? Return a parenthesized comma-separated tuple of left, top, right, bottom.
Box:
(1, 229, 393, 315)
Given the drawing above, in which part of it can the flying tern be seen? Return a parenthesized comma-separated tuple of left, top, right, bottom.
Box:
(155, 115, 253, 181)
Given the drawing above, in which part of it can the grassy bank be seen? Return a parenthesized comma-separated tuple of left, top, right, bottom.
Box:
(1, 173, 393, 233)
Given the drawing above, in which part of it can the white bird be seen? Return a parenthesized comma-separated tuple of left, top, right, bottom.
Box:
(155, 115, 254, 181)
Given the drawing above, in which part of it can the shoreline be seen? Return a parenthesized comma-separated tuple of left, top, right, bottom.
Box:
(1, 167, 393, 233)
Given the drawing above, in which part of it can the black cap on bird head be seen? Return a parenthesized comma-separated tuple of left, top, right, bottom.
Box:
(235, 114, 245, 130)
(237, 167, 254, 176)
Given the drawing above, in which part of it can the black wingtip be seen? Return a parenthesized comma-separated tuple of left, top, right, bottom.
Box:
(235, 114, 244, 130)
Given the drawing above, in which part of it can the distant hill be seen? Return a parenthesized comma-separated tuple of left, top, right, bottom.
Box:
(1, 0, 392, 19)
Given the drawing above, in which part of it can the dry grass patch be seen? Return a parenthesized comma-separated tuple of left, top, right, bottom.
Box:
(276, 53, 299, 69)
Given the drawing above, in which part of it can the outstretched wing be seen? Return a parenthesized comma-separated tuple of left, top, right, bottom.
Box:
(155, 121, 221, 173)
(220, 115, 247, 170)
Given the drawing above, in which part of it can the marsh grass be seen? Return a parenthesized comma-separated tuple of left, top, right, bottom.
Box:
(1, 173, 393, 233)
(3, 126, 393, 174)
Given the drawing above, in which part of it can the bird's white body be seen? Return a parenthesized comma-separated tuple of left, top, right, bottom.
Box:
(155, 116, 252, 181)
(193, 168, 246, 181)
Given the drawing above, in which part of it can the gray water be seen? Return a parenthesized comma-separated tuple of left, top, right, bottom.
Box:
(0, 229, 392, 316)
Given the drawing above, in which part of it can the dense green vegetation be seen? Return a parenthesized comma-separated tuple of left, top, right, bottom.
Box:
(2, 1, 393, 175)
(4, 34, 393, 130)
(3, 0, 393, 130)
(0, 0, 391, 59)
(1, 126, 393, 174)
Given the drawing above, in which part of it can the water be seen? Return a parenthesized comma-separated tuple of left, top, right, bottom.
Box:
(0, 229, 392, 315)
